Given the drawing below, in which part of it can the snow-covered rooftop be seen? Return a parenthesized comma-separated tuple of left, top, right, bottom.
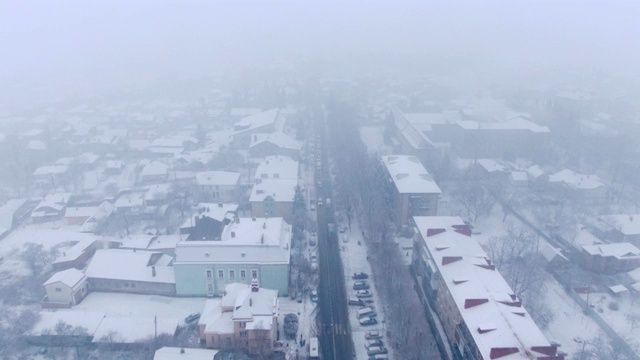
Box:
(249, 179, 297, 203)
(0, 198, 27, 234)
(195, 171, 240, 186)
(382, 155, 441, 194)
(548, 169, 605, 190)
(43, 268, 86, 288)
(249, 131, 302, 151)
(140, 161, 168, 177)
(175, 217, 291, 264)
(234, 108, 283, 134)
(413, 216, 556, 359)
(582, 242, 640, 259)
(254, 155, 299, 180)
(85, 249, 175, 284)
(33, 165, 69, 176)
(201, 282, 277, 335)
(599, 214, 640, 236)
(181, 203, 238, 230)
(456, 118, 550, 133)
(476, 159, 509, 173)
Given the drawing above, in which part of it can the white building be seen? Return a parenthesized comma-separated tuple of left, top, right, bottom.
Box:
(195, 171, 241, 203)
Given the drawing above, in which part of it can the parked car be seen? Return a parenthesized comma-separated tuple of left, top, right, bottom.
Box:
(366, 339, 384, 349)
(310, 254, 317, 262)
(367, 347, 388, 356)
(184, 312, 201, 324)
(348, 297, 365, 306)
(365, 330, 382, 340)
(352, 272, 369, 280)
(310, 290, 318, 303)
(359, 317, 377, 326)
(353, 281, 370, 290)
(339, 225, 347, 233)
(356, 290, 372, 298)
(310, 204, 316, 211)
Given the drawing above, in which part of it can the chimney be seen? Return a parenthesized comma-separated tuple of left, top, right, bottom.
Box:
(152, 266, 156, 277)
(261, 234, 264, 244)
(235, 217, 240, 224)
(250, 298, 253, 306)
(231, 231, 236, 238)
(218, 202, 223, 208)
(180, 348, 185, 354)
(252, 217, 256, 221)
(263, 222, 266, 229)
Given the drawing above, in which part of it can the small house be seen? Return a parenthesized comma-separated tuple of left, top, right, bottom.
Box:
(42, 268, 89, 308)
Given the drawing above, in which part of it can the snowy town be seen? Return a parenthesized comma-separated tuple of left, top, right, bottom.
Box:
(2, 2, 640, 360)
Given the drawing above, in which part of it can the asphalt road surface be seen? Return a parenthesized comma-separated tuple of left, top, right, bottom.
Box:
(315, 117, 353, 360)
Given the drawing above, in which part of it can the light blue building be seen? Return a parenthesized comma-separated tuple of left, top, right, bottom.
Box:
(174, 217, 292, 297)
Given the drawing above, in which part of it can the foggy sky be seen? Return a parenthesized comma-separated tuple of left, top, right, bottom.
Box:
(2, 0, 639, 102)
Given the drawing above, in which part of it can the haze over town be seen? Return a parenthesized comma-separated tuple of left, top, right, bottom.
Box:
(1, 1, 640, 360)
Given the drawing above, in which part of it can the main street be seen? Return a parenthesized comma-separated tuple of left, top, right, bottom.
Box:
(315, 113, 353, 360)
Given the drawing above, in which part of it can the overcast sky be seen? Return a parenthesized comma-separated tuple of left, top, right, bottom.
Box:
(1, 0, 639, 101)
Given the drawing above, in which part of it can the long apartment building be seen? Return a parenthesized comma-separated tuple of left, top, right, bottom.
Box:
(412, 216, 564, 360)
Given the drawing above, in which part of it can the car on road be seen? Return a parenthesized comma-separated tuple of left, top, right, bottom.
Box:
(317, 197, 323, 206)
(355, 290, 372, 298)
(310, 204, 316, 211)
(310, 253, 317, 262)
(348, 297, 365, 306)
(353, 281, 370, 290)
(365, 330, 382, 340)
(359, 317, 377, 326)
(367, 346, 389, 356)
(352, 272, 369, 280)
(310, 290, 318, 303)
(366, 339, 384, 349)
(339, 225, 347, 233)
(367, 347, 388, 356)
(368, 355, 388, 360)
(184, 312, 201, 324)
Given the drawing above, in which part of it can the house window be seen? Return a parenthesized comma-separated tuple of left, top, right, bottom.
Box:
(55, 287, 62, 292)
(206, 270, 213, 278)
(229, 270, 235, 280)
(239, 331, 247, 337)
(218, 270, 224, 279)
(207, 284, 213, 293)
(239, 322, 246, 329)
(252, 269, 258, 279)
(240, 270, 246, 280)
(131, 283, 136, 288)
(125, 283, 130, 287)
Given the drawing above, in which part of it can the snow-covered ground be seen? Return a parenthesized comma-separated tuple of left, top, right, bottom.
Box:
(73, 292, 207, 321)
(578, 291, 640, 355)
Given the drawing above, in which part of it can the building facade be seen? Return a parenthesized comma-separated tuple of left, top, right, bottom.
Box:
(174, 217, 292, 297)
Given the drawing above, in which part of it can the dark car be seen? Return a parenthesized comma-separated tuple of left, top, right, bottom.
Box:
(353, 281, 370, 290)
(367, 347, 388, 356)
(352, 272, 369, 280)
(366, 339, 384, 349)
(359, 317, 377, 326)
(184, 312, 201, 324)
